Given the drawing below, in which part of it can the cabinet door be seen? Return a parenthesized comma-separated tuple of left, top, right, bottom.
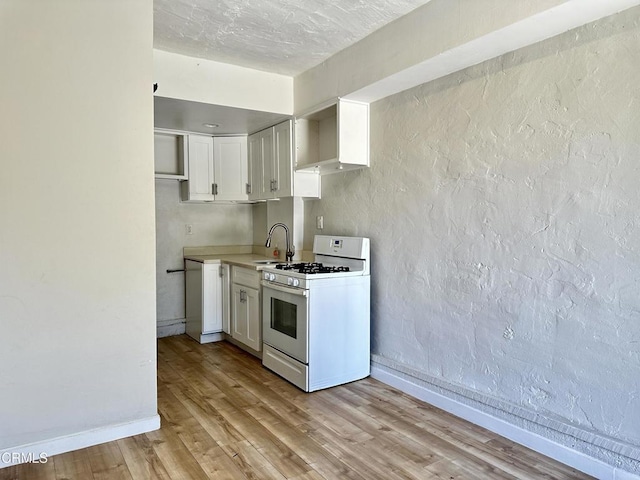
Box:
(202, 263, 222, 334)
(221, 264, 231, 334)
(231, 284, 248, 344)
(260, 128, 274, 199)
(185, 260, 203, 341)
(231, 284, 261, 351)
(185, 134, 215, 202)
(245, 287, 261, 351)
(248, 132, 262, 201)
(272, 121, 293, 197)
(338, 99, 369, 168)
(213, 136, 248, 201)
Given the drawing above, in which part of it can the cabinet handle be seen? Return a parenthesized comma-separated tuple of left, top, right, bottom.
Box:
(212, 183, 218, 196)
(246, 183, 252, 194)
(240, 289, 246, 302)
(272, 180, 278, 191)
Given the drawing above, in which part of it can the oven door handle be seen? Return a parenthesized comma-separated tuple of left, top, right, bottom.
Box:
(261, 281, 308, 297)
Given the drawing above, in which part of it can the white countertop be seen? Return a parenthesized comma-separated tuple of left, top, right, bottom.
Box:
(183, 253, 284, 270)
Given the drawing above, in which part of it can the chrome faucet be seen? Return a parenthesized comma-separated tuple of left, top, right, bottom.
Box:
(265, 223, 295, 262)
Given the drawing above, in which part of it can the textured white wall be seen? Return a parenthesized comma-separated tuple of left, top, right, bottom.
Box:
(155, 181, 253, 323)
(252, 203, 268, 246)
(304, 8, 640, 468)
(261, 198, 306, 261)
(265, 198, 295, 259)
(0, 0, 157, 451)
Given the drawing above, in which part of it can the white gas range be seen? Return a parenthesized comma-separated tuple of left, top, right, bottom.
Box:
(261, 235, 371, 392)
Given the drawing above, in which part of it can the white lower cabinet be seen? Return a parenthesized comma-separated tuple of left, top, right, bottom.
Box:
(221, 264, 231, 334)
(185, 260, 223, 343)
(231, 267, 261, 352)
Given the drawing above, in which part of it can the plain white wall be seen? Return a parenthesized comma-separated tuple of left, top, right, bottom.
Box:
(303, 7, 640, 472)
(154, 49, 293, 114)
(0, 0, 158, 451)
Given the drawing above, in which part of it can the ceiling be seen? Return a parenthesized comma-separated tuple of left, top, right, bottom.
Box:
(153, 0, 433, 76)
(154, 96, 290, 135)
(154, 0, 433, 134)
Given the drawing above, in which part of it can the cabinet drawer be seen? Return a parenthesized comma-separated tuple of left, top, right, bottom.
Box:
(263, 344, 308, 391)
(232, 266, 260, 289)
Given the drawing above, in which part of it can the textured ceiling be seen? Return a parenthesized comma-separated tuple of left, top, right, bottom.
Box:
(154, 0, 432, 76)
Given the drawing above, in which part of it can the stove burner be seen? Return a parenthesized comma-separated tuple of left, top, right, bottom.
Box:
(275, 262, 350, 274)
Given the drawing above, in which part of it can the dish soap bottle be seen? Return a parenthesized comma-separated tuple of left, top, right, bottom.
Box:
(273, 244, 280, 259)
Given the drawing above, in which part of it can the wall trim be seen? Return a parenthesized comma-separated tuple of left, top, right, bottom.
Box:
(371, 361, 640, 480)
(157, 318, 185, 338)
(0, 415, 160, 469)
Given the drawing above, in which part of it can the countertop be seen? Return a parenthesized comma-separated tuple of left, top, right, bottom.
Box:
(183, 253, 284, 271)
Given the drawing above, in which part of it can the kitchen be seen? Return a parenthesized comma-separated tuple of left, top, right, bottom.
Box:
(154, 91, 373, 390)
(2, 1, 640, 478)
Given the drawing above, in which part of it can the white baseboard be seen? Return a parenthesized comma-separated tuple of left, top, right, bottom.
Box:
(371, 365, 638, 480)
(0, 415, 160, 469)
(157, 318, 185, 338)
(193, 332, 224, 344)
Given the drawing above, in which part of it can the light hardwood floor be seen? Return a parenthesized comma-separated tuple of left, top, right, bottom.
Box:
(1, 335, 593, 479)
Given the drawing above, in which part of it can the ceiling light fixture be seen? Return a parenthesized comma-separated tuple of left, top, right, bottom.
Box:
(203, 123, 220, 128)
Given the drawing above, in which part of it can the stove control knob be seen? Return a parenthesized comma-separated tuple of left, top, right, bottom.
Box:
(287, 277, 294, 286)
(269, 273, 276, 281)
(292, 278, 300, 287)
(263, 272, 269, 280)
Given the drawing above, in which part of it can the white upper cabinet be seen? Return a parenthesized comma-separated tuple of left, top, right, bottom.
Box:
(248, 120, 320, 200)
(248, 133, 262, 201)
(154, 130, 188, 180)
(248, 125, 282, 200)
(258, 127, 275, 199)
(214, 136, 248, 201)
(184, 134, 215, 202)
(181, 134, 248, 203)
(295, 98, 369, 175)
(272, 120, 293, 198)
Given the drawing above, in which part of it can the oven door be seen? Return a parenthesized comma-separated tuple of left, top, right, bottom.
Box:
(261, 281, 309, 364)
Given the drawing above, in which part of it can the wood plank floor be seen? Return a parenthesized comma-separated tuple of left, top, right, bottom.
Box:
(1, 335, 593, 479)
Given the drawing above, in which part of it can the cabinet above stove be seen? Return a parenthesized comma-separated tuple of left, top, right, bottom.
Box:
(295, 99, 369, 175)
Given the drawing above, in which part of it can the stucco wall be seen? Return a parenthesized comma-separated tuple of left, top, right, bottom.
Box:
(155, 181, 253, 327)
(304, 7, 640, 469)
